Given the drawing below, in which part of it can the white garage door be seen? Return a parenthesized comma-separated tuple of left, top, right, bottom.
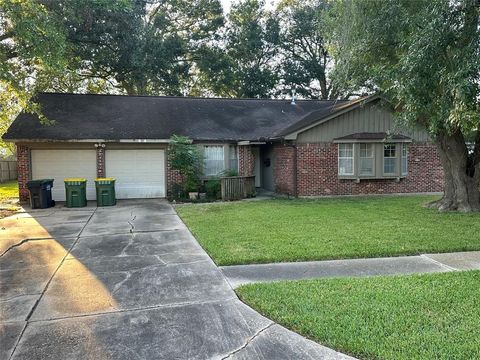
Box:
(105, 149, 165, 199)
(31, 149, 97, 201)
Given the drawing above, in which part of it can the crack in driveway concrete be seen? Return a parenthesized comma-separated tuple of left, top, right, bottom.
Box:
(2, 200, 356, 360)
(221, 322, 275, 359)
(0, 238, 55, 257)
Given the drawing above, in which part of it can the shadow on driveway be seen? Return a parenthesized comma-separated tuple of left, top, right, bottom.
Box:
(1, 199, 354, 360)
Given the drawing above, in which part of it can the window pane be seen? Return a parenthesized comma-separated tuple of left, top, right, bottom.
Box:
(359, 144, 374, 176)
(338, 143, 354, 175)
(360, 157, 374, 175)
(229, 145, 238, 172)
(204, 146, 225, 176)
(384, 144, 396, 157)
(383, 144, 397, 174)
(339, 158, 353, 175)
(360, 143, 373, 157)
(339, 144, 353, 158)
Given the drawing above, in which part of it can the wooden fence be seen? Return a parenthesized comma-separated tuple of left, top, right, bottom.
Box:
(0, 161, 17, 183)
(221, 176, 256, 201)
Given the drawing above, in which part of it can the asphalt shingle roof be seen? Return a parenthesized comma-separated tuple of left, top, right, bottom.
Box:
(4, 93, 350, 142)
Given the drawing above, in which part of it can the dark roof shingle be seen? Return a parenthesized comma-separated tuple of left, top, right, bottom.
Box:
(4, 93, 350, 142)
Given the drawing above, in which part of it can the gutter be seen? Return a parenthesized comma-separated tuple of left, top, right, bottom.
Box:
(3, 138, 172, 143)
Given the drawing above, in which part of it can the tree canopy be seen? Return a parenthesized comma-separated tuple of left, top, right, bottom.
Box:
(329, 0, 480, 211)
(197, 0, 280, 98)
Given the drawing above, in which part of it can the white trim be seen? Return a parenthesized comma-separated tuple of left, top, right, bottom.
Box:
(237, 141, 267, 145)
(333, 138, 412, 144)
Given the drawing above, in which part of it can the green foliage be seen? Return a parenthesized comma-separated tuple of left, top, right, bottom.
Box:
(328, 0, 480, 136)
(176, 196, 480, 265)
(205, 179, 221, 199)
(276, 0, 339, 99)
(237, 271, 480, 360)
(220, 169, 239, 177)
(168, 135, 204, 193)
(197, 0, 280, 98)
(0, 0, 224, 145)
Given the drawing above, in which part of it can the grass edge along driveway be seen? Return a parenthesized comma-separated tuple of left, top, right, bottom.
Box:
(176, 196, 480, 266)
(236, 271, 480, 360)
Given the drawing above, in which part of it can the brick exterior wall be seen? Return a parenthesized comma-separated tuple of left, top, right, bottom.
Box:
(17, 144, 31, 202)
(166, 150, 184, 198)
(96, 145, 105, 178)
(238, 145, 255, 176)
(273, 144, 296, 196)
(296, 142, 444, 196)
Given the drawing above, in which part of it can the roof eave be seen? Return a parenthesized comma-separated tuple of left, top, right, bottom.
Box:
(4, 138, 172, 143)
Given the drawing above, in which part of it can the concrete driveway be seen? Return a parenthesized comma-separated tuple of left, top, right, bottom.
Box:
(0, 200, 353, 360)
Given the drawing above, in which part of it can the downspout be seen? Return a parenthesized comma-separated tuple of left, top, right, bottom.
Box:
(293, 143, 298, 198)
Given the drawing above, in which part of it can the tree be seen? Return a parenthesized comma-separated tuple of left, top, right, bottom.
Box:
(197, 0, 280, 98)
(0, 0, 224, 149)
(36, 0, 224, 95)
(276, 0, 337, 99)
(329, 0, 480, 212)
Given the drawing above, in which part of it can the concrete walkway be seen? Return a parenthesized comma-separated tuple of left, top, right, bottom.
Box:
(221, 251, 480, 288)
(0, 200, 354, 360)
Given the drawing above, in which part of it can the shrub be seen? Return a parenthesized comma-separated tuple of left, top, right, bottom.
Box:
(168, 135, 203, 194)
(205, 179, 221, 199)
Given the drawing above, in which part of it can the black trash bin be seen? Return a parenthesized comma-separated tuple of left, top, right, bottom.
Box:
(27, 179, 55, 209)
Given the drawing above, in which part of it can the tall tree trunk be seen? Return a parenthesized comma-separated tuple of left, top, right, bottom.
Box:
(429, 130, 480, 212)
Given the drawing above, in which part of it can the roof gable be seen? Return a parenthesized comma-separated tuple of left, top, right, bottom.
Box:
(280, 95, 385, 140)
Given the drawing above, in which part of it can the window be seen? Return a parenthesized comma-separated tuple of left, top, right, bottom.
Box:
(359, 143, 374, 176)
(383, 144, 397, 175)
(229, 145, 238, 173)
(204, 145, 224, 176)
(338, 143, 354, 175)
(401, 144, 408, 175)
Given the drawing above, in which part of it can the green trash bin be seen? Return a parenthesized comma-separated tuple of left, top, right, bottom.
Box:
(64, 178, 87, 208)
(95, 178, 116, 206)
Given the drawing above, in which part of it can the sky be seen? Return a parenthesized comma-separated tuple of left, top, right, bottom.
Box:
(220, 0, 281, 13)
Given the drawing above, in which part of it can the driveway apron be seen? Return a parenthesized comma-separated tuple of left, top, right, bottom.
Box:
(0, 199, 354, 360)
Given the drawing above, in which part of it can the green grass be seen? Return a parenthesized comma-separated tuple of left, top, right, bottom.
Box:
(236, 271, 480, 360)
(0, 180, 18, 202)
(176, 196, 480, 265)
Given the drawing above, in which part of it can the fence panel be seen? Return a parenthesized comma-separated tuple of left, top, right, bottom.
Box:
(0, 161, 17, 183)
(221, 176, 256, 201)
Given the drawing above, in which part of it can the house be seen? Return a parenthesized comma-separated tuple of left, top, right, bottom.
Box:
(3, 93, 444, 202)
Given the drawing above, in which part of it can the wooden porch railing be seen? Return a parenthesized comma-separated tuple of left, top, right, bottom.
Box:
(220, 176, 256, 201)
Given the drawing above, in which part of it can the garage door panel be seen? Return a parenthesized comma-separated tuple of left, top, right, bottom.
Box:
(31, 150, 97, 201)
(106, 150, 165, 199)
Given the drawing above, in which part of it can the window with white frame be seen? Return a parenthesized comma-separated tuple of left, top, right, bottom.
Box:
(401, 143, 408, 175)
(338, 143, 354, 175)
(383, 144, 397, 175)
(359, 143, 374, 176)
(204, 145, 225, 176)
(229, 145, 238, 173)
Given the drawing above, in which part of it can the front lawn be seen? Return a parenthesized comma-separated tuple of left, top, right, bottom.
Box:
(0, 180, 18, 202)
(176, 196, 480, 265)
(237, 271, 480, 360)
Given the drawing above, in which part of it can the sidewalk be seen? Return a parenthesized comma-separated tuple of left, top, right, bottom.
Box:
(220, 251, 480, 288)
